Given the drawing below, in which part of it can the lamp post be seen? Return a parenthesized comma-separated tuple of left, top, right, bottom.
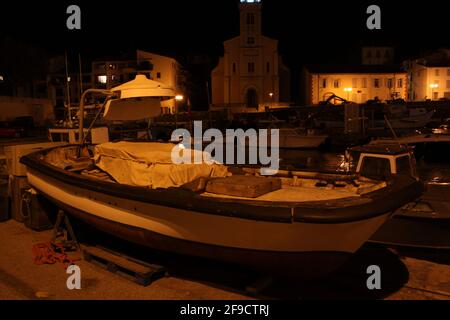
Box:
(175, 94, 184, 129)
(344, 87, 353, 101)
(269, 92, 274, 109)
(430, 83, 439, 100)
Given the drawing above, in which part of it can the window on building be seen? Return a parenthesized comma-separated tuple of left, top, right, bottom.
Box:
(374, 79, 380, 88)
(157, 72, 161, 79)
(111, 75, 119, 82)
(433, 92, 439, 100)
(247, 37, 255, 45)
(446, 80, 450, 89)
(397, 79, 403, 88)
(376, 50, 381, 58)
(333, 79, 340, 88)
(352, 78, 358, 88)
(266, 62, 270, 73)
(246, 13, 255, 25)
(435, 69, 440, 77)
(232, 63, 236, 74)
(361, 78, 367, 88)
(366, 50, 372, 58)
(385, 50, 390, 58)
(248, 62, 255, 73)
(386, 78, 393, 89)
(447, 69, 450, 76)
(321, 78, 327, 88)
(97, 75, 107, 84)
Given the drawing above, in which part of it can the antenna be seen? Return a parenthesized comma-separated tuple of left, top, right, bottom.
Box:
(384, 114, 405, 150)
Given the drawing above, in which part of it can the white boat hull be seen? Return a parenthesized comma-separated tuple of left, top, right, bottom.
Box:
(27, 168, 391, 277)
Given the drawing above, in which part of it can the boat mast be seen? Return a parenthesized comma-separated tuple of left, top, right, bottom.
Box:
(65, 51, 73, 127)
(78, 53, 83, 101)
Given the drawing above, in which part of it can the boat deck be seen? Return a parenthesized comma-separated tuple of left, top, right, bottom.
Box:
(201, 180, 385, 203)
(41, 145, 387, 204)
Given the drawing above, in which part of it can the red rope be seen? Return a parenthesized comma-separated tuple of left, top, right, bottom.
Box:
(32, 241, 80, 269)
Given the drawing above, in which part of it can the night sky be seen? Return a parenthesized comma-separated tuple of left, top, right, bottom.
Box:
(2, 0, 449, 60)
(1, 0, 450, 103)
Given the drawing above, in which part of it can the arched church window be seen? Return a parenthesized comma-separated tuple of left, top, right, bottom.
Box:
(232, 63, 236, 74)
(266, 62, 270, 73)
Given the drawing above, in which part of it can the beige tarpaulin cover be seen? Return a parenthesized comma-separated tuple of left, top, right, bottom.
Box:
(94, 142, 229, 189)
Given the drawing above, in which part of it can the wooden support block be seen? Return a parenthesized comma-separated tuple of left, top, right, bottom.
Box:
(82, 246, 166, 286)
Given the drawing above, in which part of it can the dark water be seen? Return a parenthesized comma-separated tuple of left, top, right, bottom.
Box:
(278, 149, 346, 172)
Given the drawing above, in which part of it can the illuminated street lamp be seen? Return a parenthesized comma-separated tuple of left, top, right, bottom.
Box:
(269, 92, 274, 109)
(175, 95, 184, 128)
(430, 83, 439, 100)
(344, 87, 353, 101)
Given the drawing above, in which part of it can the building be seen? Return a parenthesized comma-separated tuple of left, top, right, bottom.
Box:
(211, 0, 290, 113)
(47, 50, 186, 118)
(405, 48, 450, 101)
(0, 96, 54, 126)
(91, 50, 185, 114)
(304, 65, 407, 105)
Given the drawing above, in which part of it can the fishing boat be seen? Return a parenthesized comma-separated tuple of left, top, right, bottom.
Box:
(20, 142, 423, 277)
(19, 76, 423, 277)
(368, 134, 450, 248)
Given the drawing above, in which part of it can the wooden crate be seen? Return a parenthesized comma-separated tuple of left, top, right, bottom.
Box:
(206, 175, 281, 198)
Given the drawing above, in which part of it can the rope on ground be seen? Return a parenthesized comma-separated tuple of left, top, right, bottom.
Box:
(32, 241, 80, 269)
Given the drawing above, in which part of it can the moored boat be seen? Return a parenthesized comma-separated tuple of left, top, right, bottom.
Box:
(368, 135, 450, 248)
(20, 142, 423, 278)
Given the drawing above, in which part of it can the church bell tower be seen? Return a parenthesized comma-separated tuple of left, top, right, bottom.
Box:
(239, 0, 262, 46)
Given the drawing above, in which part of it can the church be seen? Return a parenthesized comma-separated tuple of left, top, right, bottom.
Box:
(211, 0, 290, 113)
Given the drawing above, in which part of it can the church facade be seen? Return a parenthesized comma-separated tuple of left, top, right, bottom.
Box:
(211, 0, 290, 113)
